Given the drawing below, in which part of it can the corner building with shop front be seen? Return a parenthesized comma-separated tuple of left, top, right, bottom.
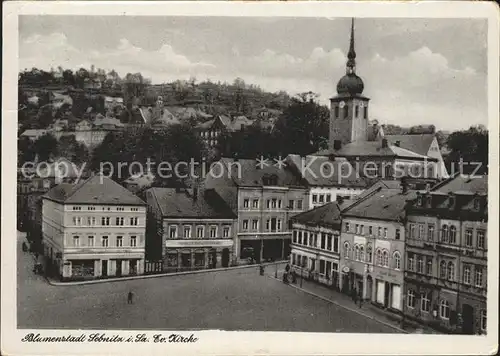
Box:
(204, 158, 309, 263)
(339, 180, 413, 311)
(404, 174, 488, 334)
(290, 202, 342, 288)
(145, 187, 237, 271)
(42, 175, 146, 281)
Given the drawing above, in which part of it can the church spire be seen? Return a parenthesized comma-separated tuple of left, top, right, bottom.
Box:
(346, 18, 356, 74)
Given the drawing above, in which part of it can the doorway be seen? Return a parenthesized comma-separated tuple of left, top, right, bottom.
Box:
(366, 275, 373, 301)
(221, 248, 230, 267)
(384, 281, 390, 307)
(462, 304, 474, 334)
(102, 260, 108, 277)
(115, 260, 122, 276)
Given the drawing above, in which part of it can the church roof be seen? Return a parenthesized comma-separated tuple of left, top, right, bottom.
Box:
(382, 134, 436, 156)
(314, 141, 435, 160)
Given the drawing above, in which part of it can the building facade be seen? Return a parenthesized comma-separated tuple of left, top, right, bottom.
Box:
(204, 158, 309, 263)
(404, 174, 488, 334)
(285, 154, 368, 209)
(339, 180, 411, 312)
(145, 187, 237, 271)
(42, 175, 146, 281)
(290, 202, 342, 288)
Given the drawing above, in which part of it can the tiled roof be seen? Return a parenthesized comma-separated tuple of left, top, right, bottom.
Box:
(124, 172, 155, 189)
(21, 129, 49, 137)
(147, 187, 236, 219)
(342, 180, 416, 221)
(286, 154, 370, 188)
(94, 116, 124, 128)
(314, 141, 433, 160)
(432, 174, 487, 194)
(383, 134, 435, 156)
(44, 175, 145, 205)
(219, 158, 306, 188)
(291, 202, 342, 229)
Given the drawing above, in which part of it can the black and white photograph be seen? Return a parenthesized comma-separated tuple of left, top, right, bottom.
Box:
(2, 1, 499, 355)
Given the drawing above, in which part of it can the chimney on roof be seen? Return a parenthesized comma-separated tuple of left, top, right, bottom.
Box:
(395, 140, 401, 147)
(382, 138, 388, 148)
(193, 186, 198, 202)
(333, 140, 342, 151)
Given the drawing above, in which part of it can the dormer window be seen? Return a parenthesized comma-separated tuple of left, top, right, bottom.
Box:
(426, 195, 432, 208)
(417, 196, 423, 207)
(448, 195, 455, 208)
(262, 174, 278, 186)
(474, 198, 481, 210)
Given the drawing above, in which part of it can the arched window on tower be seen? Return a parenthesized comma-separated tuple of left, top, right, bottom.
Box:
(344, 105, 349, 119)
(364, 106, 368, 119)
(355, 105, 359, 118)
(334, 106, 339, 118)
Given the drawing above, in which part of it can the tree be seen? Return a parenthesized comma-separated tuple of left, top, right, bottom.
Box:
(36, 104, 54, 128)
(18, 136, 36, 166)
(33, 134, 59, 161)
(445, 126, 488, 174)
(272, 93, 329, 156)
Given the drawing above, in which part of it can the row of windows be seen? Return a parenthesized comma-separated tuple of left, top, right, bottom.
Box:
(292, 230, 340, 253)
(333, 104, 368, 119)
(168, 225, 231, 239)
(312, 194, 332, 204)
(344, 223, 400, 240)
(408, 223, 486, 248)
(343, 242, 402, 270)
(242, 218, 283, 232)
(72, 235, 139, 247)
(71, 206, 140, 212)
(72, 216, 140, 226)
(200, 130, 221, 138)
(406, 291, 487, 331)
(241, 198, 304, 210)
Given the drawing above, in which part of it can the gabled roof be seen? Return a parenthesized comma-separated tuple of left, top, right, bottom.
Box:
(219, 158, 306, 188)
(44, 175, 145, 205)
(21, 129, 49, 137)
(383, 134, 436, 156)
(341, 184, 416, 221)
(314, 141, 434, 160)
(147, 187, 236, 219)
(286, 154, 370, 188)
(432, 174, 487, 195)
(291, 201, 342, 229)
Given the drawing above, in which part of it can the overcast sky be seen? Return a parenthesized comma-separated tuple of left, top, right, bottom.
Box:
(19, 16, 487, 131)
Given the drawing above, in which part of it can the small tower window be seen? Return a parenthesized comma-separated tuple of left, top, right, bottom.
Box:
(364, 106, 368, 119)
(344, 105, 349, 119)
(355, 105, 359, 118)
(334, 106, 339, 118)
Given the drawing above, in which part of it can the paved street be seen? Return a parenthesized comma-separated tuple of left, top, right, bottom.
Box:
(18, 232, 399, 332)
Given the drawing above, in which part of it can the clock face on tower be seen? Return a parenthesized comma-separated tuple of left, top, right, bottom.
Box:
(359, 102, 364, 108)
(339, 101, 346, 108)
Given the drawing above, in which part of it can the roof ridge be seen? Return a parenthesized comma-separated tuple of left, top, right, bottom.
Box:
(341, 185, 383, 213)
(63, 174, 95, 201)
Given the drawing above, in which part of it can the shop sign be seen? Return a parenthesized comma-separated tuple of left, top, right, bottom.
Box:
(166, 239, 233, 248)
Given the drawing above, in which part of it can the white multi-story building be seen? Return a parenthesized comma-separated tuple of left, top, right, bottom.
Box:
(285, 154, 369, 209)
(42, 175, 146, 281)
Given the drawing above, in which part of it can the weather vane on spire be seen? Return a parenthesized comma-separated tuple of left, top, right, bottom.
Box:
(346, 18, 356, 74)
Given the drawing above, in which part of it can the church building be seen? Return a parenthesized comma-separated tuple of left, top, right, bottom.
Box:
(316, 19, 448, 181)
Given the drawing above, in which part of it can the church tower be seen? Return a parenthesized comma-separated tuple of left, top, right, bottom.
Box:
(329, 19, 370, 150)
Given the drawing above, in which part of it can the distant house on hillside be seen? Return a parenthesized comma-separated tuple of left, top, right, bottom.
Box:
(104, 96, 124, 112)
(51, 92, 73, 109)
(138, 96, 181, 127)
(20, 129, 50, 141)
(196, 114, 255, 148)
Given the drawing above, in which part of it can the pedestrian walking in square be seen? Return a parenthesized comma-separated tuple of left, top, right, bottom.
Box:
(127, 291, 134, 304)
